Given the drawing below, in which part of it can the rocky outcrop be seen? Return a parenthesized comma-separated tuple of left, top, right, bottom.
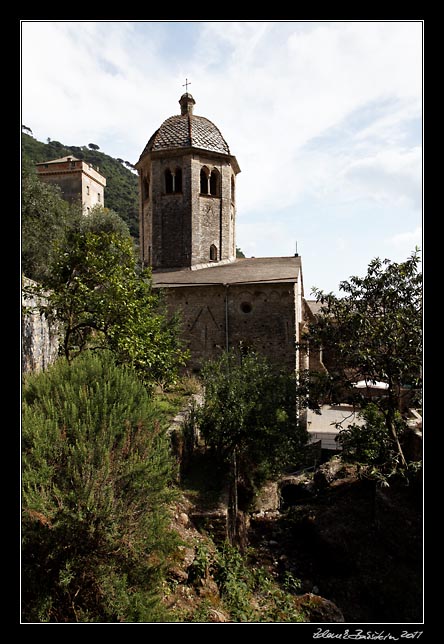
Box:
(295, 593, 345, 622)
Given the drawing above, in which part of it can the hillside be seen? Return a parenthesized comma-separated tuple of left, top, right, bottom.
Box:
(21, 132, 139, 239)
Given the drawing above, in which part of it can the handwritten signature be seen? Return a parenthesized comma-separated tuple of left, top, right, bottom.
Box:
(313, 629, 423, 641)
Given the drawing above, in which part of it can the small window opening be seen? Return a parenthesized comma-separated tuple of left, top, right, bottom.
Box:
(210, 244, 218, 261)
(210, 169, 220, 196)
(165, 169, 173, 194)
(231, 175, 235, 203)
(143, 175, 150, 199)
(86, 185, 90, 195)
(200, 167, 209, 194)
(241, 302, 252, 314)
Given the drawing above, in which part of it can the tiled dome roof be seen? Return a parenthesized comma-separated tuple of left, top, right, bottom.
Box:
(139, 94, 230, 160)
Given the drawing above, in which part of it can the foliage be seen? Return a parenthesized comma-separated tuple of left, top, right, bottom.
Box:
(22, 351, 178, 622)
(190, 542, 305, 622)
(337, 403, 406, 468)
(235, 246, 245, 258)
(301, 251, 422, 467)
(21, 165, 82, 282)
(196, 350, 308, 495)
(32, 208, 187, 389)
(22, 132, 139, 238)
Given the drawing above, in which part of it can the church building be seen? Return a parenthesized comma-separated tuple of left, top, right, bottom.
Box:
(135, 92, 308, 373)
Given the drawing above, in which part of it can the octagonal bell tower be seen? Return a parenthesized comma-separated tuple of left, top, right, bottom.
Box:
(135, 93, 240, 271)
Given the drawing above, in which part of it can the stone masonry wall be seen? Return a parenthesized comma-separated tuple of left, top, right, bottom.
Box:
(163, 281, 298, 372)
(22, 278, 59, 374)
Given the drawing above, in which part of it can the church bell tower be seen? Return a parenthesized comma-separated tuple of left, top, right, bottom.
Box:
(135, 92, 240, 271)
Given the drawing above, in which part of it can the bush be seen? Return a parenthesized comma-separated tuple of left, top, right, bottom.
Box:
(22, 351, 177, 622)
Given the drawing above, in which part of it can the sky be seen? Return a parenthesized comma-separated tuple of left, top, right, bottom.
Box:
(21, 20, 423, 296)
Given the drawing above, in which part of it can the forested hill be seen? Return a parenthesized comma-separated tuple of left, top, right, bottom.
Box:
(21, 131, 139, 239)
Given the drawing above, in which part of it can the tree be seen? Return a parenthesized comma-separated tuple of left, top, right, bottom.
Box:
(21, 165, 82, 282)
(300, 251, 422, 469)
(22, 351, 177, 622)
(88, 142, 100, 150)
(196, 350, 308, 507)
(337, 402, 407, 468)
(236, 247, 246, 258)
(33, 208, 187, 389)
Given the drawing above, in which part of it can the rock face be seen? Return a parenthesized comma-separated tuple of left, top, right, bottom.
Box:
(296, 593, 345, 623)
(253, 481, 280, 512)
(22, 278, 60, 373)
(313, 455, 345, 489)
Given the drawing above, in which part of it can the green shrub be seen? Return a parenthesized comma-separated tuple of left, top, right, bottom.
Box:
(22, 351, 177, 622)
(337, 403, 406, 467)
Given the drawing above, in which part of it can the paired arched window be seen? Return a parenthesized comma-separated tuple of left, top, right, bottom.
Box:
(200, 166, 220, 196)
(164, 167, 182, 194)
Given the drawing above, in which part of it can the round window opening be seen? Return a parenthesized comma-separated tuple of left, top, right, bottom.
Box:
(241, 302, 252, 314)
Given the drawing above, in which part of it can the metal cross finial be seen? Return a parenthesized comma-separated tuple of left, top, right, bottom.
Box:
(182, 78, 191, 93)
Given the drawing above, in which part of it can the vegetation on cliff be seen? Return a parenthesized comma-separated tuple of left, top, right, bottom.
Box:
(22, 131, 139, 238)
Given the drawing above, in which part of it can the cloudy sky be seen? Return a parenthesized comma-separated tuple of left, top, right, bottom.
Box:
(21, 20, 422, 295)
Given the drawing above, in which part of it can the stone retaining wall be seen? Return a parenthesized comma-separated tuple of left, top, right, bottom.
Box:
(22, 277, 59, 373)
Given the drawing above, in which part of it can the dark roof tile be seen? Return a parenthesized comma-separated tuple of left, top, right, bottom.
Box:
(139, 114, 230, 160)
(152, 257, 302, 287)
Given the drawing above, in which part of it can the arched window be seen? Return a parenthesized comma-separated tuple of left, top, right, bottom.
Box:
(165, 168, 173, 194)
(175, 167, 182, 193)
(210, 169, 220, 196)
(210, 244, 218, 261)
(231, 175, 235, 204)
(143, 174, 150, 200)
(200, 167, 209, 194)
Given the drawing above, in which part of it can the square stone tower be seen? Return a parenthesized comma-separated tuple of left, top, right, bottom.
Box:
(36, 156, 106, 213)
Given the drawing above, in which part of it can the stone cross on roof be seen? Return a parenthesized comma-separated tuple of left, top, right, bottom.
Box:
(182, 78, 191, 92)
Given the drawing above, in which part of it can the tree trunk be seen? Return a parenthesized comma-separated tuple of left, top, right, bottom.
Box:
(386, 386, 407, 468)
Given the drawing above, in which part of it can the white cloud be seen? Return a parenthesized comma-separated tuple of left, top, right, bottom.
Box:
(387, 225, 422, 247)
(341, 146, 422, 209)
